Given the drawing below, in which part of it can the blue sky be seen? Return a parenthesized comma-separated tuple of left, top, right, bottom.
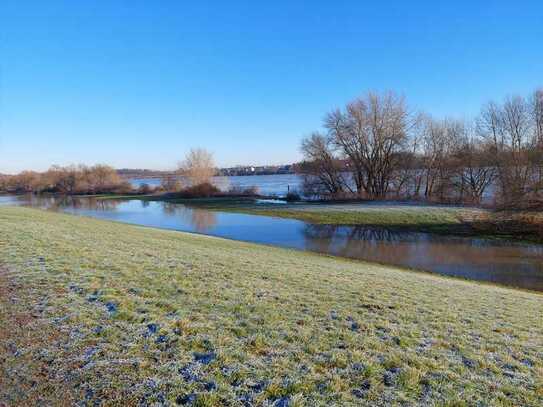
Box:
(1, 1, 542, 173)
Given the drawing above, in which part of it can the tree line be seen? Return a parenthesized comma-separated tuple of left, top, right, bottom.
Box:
(0, 149, 223, 197)
(299, 88, 543, 208)
(0, 164, 131, 195)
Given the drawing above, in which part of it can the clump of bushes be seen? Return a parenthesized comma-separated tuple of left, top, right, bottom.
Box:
(175, 182, 220, 198)
(137, 183, 155, 195)
(159, 176, 183, 193)
(0, 164, 132, 195)
(163, 183, 262, 199)
(227, 185, 260, 196)
(285, 191, 301, 202)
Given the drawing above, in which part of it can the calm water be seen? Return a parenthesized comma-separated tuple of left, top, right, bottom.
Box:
(129, 174, 302, 196)
(3, 194, 543, 291)
(129, 173, 498, 203)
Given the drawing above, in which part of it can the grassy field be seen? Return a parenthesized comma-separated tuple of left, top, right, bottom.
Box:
(1, 206, 542, 406)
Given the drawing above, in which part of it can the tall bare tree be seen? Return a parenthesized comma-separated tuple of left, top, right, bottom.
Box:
(179, 148, 216, 186)
(530, 89, 543, 192)
(325, 91, 409, 198)
(416, 116, 461, 200)
(450, 130, 496, 204)
(478, 95, 534, 206)
(533, 89, 543, 147)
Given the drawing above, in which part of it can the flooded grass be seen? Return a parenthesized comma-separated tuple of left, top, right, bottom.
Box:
(160, 197, 488, 233)
(158, 197, 543, 242)
(1, 206, 542, 405)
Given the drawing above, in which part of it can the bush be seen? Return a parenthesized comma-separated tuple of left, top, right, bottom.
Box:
(285, 191, 301, 202)
(177, 182, 220, 198)
(161, 176, 183, 192)
(227, 185, 260, 196)
(137, 183, 154, 195)
(110, 181, 134, 195)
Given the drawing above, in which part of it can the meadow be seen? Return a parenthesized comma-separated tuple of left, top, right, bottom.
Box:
(1, 206, 542, 406)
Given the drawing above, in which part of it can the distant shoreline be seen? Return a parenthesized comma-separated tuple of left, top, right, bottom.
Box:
(118, 165, 296, 179)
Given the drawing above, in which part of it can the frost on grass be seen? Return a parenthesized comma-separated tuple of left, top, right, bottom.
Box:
(0, 206, 542, 406)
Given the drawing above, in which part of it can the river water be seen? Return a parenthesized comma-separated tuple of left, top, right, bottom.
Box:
(2, 194, 542, 291)
(129, 174, 301, 196)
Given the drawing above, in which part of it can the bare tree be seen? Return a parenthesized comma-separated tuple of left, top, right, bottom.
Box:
(179, 148, 216, 186)
(451, 130, 496, 204)
(530, 89, 543, 192)
(532, 89, 543, 147)
(91, 164, 123, 192)
(298, 132, 350, 197)
(417, 116, 460, 200)
(324, 91, 410, 198)
(477, 95, 533, 206)
(49, 165, 79, 194)
(161, 175, 183, 192)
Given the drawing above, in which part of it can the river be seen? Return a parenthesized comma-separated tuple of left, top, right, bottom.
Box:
(129, 174, 301, 196)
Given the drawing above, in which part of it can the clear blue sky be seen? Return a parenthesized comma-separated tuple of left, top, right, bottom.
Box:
(1, 1, 542, 173)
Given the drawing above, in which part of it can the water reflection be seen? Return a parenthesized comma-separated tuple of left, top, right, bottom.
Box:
(303, 224, 543, 290)
(163, 202, 217, 232)
(3, 194, 543, 291)
(13, 194, 122, 211)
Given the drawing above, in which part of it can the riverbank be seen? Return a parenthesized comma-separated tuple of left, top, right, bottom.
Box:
(143, 196, 543, 242)
(112, 194, 491, 236)
(1, 206, 541, 405)
(4, 191, 543, 241)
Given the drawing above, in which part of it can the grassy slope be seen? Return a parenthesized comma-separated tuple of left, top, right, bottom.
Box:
(0, 207, 542, 406)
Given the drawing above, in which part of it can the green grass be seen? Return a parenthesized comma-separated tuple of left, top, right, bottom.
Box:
(229, 206, 475, 227)
(155, 197, 488, 233)
(1, 206, 542, 405)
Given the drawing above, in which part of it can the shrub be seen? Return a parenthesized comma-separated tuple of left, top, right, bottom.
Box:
(137, 183, 154, 195)
(161, 176, 183, 192)
(227, 185, 260, 196)
(285, 191, 301, 202)
(110, 181, 134, 194)
(177, 182, 220, 198)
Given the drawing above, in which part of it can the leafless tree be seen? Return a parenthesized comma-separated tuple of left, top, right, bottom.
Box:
(324, 91, 410, 198)
(477, 95, 534, 206)
(48, 165, 79, 194)
(298, 132, 351, 197)
(91, 164, 123, 192)
(417, 116, 460, 200)
(161, 175, 183, 192)
(530, 89, 543, 192)
(179, 148, 216, 186)
(450, 131, 496, 204)
(532, 89, 543, 147)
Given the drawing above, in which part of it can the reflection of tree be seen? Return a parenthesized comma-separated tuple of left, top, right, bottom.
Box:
(21, 194, 121, 211)
(162, 202, 178, 215)
(162, 202, 217, 232)
(302, 224, 433, 265)
(302, 223, 529, 284)
(190, 209, 217, 232)
(303, 224, 417, 249)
